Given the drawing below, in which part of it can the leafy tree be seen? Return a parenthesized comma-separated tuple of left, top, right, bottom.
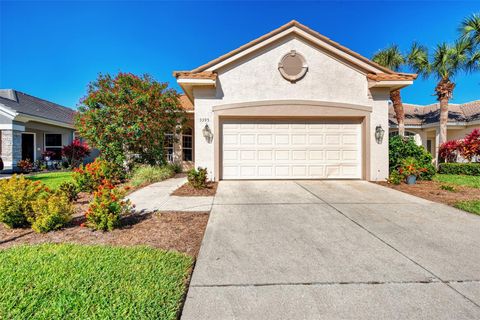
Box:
(75, 73, 186, 167)
(407, 39, 475, 154)
(372, 45, 407, 137)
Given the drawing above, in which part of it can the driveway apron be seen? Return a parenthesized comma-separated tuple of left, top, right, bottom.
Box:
(181, 180, 480, 320)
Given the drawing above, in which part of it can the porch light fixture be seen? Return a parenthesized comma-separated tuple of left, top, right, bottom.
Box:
(375, 125, 385, 144)
(202, 124, 213, 143)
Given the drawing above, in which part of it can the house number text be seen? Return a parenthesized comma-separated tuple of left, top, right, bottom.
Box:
(200, 118, 210, 123)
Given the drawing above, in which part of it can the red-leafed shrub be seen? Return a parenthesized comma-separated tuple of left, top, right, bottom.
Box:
(62, 138, 91, 168)
(85, 179, 132, 231)
(458, 129, 480, 162)
(439, 140, 460, 163)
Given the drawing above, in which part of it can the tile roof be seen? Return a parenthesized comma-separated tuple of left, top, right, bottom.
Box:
(389, 100, 480, 126)
(179, 94, 194, 111)
(173, 71, 217, 80)
(367, 73, 417, 81)
(0, 90, 75, 125)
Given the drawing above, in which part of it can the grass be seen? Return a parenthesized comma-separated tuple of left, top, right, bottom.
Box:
(454, 200, 480, 216)
(129, 165, 175, 187)
(26, 171, 73, 189)
(0, 244, 192, 320)
(433, 174, 480, 189)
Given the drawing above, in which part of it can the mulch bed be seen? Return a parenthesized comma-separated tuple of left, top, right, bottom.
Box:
(377, 180, 480, 206)
(171, 182, 218, 197)
(0, 193, 209, 257)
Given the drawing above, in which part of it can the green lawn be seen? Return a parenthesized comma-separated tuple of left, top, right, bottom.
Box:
(455, 200, 480, 216)
(26, 171, 73, 189)
(433, 174, 480, 189)
(0, 244, 192, 320)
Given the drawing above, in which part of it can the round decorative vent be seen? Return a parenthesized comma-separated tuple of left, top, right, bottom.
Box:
(278, 50, 308, 82)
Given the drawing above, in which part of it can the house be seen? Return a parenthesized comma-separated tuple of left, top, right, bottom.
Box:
(0, 89, 76, 172)
(389, 101, 480, 162)
(172, 20, 416, 181)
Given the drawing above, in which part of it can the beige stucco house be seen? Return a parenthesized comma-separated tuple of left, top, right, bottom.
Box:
(172, 20, 416, 181)
(389, 100, 480, 163)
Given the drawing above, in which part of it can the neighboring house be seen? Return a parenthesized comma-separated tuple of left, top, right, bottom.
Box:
(389, 101, 480, 162)
(0, 89, 76, 172)
(172, 20, 415, 181)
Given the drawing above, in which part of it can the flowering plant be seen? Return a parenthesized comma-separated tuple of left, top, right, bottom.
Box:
(84, 179, 132, 231)
(73, 158, 124, 192)
(398, 157, 428, 177)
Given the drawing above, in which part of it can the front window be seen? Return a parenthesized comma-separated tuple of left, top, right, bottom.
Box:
(182, 128, 193, 161)
(44, 133, 63, 160)
(165, 133, 174, 162)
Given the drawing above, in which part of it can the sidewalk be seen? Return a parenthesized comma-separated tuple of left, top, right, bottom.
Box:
(127, 176, 213, 213)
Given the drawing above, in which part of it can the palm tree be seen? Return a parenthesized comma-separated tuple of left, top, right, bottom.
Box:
(460, 13, 480, 46)
(372, 45, 407, 136)
(408, 39, 473, 152)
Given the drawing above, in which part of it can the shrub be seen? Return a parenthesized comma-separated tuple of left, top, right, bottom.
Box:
(458, 129, 480, 162)
(62, 138, 91, 168)
(439, 140, 459, 163)
(42, 150, 56, 160)
(398, 157, 428, 177)
(0, 176, 47, 228)
(17, 159, 33, 173)
(73, 158, 125, 192)
(187, 167, 208, 189)
(389, 135, 435, 180)
(57, 181, 80, 201)
(167, 162, 182, 174)
(438, 162, 480, 176)
(130, 165, 175, 187)
(387, 170, 404, 185)
(30, 193, 73, 233)
(85, 180, 132, 231)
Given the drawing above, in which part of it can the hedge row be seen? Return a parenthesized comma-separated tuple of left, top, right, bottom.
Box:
(438, 162, 480, 176)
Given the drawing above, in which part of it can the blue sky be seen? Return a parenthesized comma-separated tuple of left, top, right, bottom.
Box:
(1, 1, 479, 108)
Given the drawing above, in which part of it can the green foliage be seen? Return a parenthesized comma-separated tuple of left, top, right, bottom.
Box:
(0, 175, 43, 228)
(26, 171, 74, 190)
(85, 180, 132, 231)
(187, 167, 208, 189)
(0, 244, 192, 319)
(372, 44, 405, 71)
(130, 165, 175, 187)
(439, 184, 457, 192)
(167, 162, 183, 174)
(387, 170, 404, 185)
(389, 135, 435, 180)
(398, 157, 429, 177)
(30, 194, 73, 233)
(73, 158, 125, 192)
(57, 181, 80, 201)
(434, 173, 480, 188)
(438, 163, 480, 176)
(454, 200, 480, 215)
(75, 72, 187, 167)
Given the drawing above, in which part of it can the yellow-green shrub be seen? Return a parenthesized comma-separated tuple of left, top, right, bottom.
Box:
(30, 194, 73, 233)
(0, 175, 45, 228)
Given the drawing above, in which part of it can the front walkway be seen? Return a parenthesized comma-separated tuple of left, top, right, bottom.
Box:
(127, 176, 213, 212)
(182, 180, 480, 320)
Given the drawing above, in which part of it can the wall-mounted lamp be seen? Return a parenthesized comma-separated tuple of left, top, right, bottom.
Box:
(375, 125, 385, 144)
(202, 124, 213, 143)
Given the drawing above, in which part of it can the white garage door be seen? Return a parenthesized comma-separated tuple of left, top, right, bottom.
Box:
(221, 119, 362, 179)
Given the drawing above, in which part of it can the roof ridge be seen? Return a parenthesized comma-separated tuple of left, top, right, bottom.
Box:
(14, 90, 75, 112)
(183, 20, 396, 75)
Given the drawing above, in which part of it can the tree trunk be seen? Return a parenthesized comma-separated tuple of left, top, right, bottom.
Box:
(390, 89, 405, 137)
(435, 78, 455, 160)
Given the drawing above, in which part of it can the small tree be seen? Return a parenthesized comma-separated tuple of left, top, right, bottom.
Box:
(62, 139, 91, 168)
(75, 73, 186, 167)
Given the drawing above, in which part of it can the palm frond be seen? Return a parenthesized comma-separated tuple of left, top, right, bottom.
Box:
(372, 44, 405, 71)
(406, 42, 430, 78)
(459, 13, 480, 46)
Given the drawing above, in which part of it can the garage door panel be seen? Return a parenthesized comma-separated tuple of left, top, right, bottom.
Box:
(222, 120, 362, 179)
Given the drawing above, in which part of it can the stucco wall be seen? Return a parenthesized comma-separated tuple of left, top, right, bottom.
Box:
(24, 122, 74, 161)
(192, 36, 389, 181)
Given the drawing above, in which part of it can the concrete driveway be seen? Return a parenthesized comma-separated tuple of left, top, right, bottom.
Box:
(181, 180, 480, 320)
